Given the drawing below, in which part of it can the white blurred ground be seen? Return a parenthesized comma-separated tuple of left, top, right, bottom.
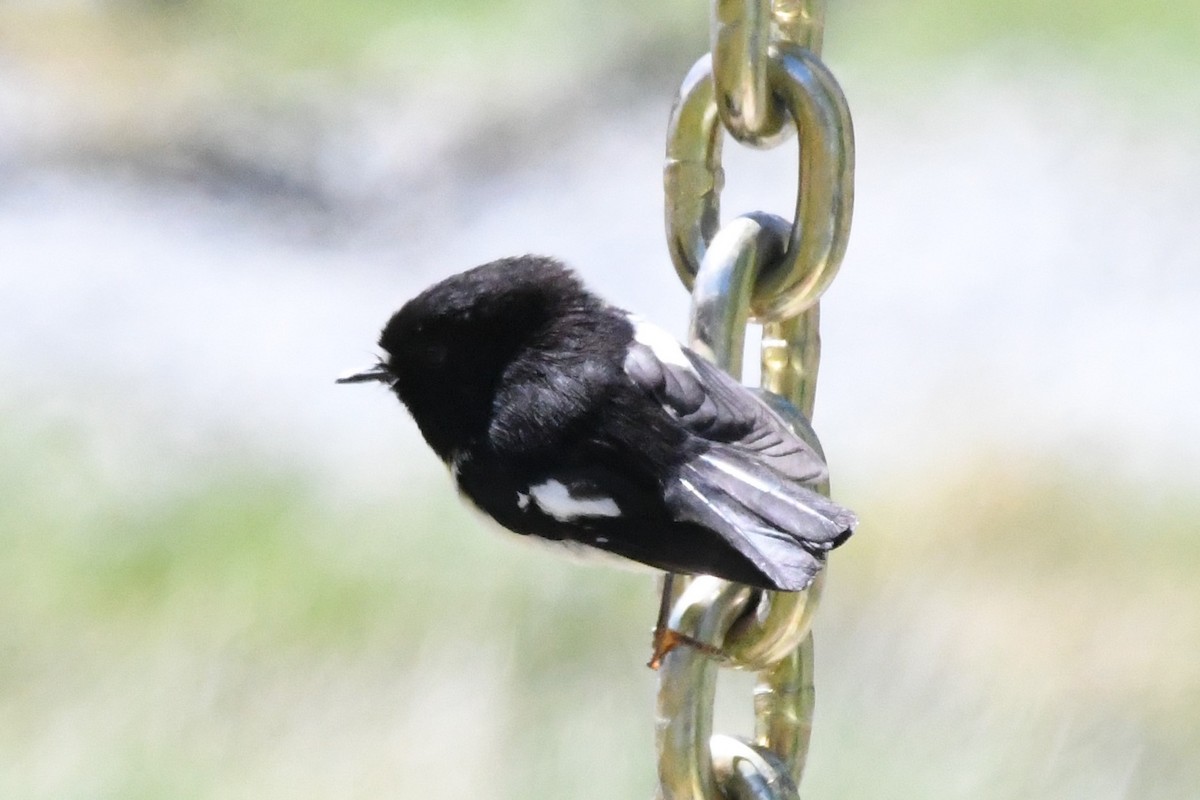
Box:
(1, 55, 1195, 498)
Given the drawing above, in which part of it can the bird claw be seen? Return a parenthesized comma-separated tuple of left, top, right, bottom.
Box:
(648, 626, 725, 670)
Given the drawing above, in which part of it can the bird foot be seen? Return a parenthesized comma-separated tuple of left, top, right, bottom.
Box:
(648, 626, 725, 670)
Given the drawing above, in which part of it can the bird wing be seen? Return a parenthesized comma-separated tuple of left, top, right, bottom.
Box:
(663, 445, 855, 589)
(622, 318, 855, 590)
(621, 318, 828, 483)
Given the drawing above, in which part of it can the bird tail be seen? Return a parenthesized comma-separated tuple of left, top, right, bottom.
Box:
(666, 445, 856, 591)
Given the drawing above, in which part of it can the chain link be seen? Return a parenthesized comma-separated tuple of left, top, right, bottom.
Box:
(711, 0, 788, 147)
(656, 1, 854, 798)
(710, 0, 828, 147)
(665, 45, 854, 322)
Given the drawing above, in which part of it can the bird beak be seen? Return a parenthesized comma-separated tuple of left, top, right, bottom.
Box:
(335, 363, 394, 385)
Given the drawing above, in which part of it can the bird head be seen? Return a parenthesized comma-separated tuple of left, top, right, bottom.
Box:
(337, 255, 594, 459)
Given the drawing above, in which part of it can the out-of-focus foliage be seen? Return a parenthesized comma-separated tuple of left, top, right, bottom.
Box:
(3, 419, 1197, 797)
(4, 0, 1198, 81)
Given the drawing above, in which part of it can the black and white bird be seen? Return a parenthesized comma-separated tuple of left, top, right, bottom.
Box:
(339, 256, 855, 593)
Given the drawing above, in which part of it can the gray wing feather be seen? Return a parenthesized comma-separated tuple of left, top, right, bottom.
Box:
(624, 341, 828, 484)
(666, 461, 827, 591)
(624, 330, 857, 591)
(690, 447, 855, 546)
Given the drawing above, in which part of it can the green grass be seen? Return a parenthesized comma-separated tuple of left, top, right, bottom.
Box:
(0, 420, 662, 798)
(1, 416, 1196, 798)
(833, 0, 1200, 63)
(0, 0, 703, 90)
(4, 0, 1198, 94)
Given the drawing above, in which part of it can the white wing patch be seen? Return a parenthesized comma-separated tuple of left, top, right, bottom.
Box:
(529, 479, 621, 522)
(627, 314, 698, 375)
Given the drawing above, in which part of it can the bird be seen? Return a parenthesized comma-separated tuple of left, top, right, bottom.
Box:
(338, 256, 856, 655)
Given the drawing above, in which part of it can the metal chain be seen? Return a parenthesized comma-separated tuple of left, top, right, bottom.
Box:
(656, 2, 854, 798)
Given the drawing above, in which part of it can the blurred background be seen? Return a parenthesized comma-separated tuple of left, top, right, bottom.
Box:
(2, 0, 1197, 797)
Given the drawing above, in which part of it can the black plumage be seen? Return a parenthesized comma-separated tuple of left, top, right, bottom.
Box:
(339, 255, 855, 591)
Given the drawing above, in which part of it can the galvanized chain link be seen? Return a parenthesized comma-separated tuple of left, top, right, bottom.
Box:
(656, 2, 854, 798)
